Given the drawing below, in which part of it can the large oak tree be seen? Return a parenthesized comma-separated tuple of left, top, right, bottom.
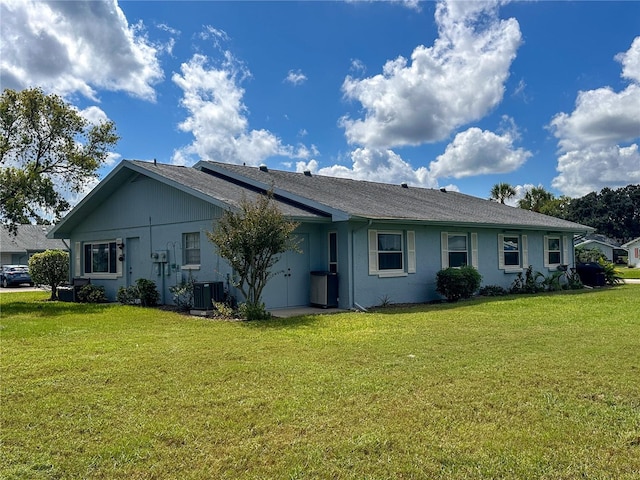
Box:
(1, 88, 119, 233)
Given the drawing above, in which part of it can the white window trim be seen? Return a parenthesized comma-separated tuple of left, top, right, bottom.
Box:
(544, 235, 563, 269)
(498, 233, 528, 272)
(368, 229, 415, 276)
(328, 231, 338, 273)
(441, 232, 475, 269)
(183, 232, 201, 266)
(82, 238, 124, 279)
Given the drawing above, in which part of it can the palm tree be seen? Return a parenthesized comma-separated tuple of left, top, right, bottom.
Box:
(518, 186, 554, 212)
(490, 182, 516, 204)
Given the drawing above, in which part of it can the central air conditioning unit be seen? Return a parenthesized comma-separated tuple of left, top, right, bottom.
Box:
(193, 281, 224, 310)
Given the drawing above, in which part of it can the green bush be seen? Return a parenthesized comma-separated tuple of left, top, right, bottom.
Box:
(136, 278, 160, 307)
(238, 302, 271, 321)
(598, 258, 623, 286)
(117, 286, 139, 305)
(28, 249, 69, 301)
(478, 285, 508, 297)
(510, 266, 544, 294)
(436, 266, 482, 302)
(77, 284, 107, 303)
(169, 278, 195, 311)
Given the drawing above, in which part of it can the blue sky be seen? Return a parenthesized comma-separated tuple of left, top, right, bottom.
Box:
(1, 0, 639, 205)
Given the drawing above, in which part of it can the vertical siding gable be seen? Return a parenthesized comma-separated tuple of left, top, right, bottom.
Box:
(76, 176, 223, 232)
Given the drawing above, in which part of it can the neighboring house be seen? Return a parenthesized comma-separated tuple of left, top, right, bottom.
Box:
(574, 234, 623, 263)
(622, 237, 640, 268)
(49, 160, 594, 309)
(1, 225, 68, 265)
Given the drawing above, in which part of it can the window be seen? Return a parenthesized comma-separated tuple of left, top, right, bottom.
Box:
(546, 237, 561, 266)
(378, 233, 403, 270)
(83, 240, 119, 275)
(498, 234, 528, 271)
(328, 232, 338, 273)
(183, 232, 201, 265)
(441, 232, 478, 269)
(544, 235, 569, 268)
(368, 230, 415, 276)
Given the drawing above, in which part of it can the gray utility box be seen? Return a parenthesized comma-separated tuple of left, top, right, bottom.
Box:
(310, 271, 338, 308)
(193, 281, 224, 310)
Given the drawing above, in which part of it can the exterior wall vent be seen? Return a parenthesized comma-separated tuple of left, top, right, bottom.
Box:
(259, 165, 268, 172)
(303, 170, 312, 177)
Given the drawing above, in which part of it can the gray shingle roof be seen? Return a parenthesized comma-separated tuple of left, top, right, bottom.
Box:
(195, 161, 593, 232)
(129, 161, 326, 220)
(1, 225, 68, 255)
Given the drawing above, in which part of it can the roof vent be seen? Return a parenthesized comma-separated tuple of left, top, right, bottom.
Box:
(440, 187, 447, 193)
(259, 164, 268, 172)
(401, 182, 408, 188)
(303, 170, 312, 177)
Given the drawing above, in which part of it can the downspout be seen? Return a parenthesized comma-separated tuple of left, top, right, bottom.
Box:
(350, 219, 372, 311)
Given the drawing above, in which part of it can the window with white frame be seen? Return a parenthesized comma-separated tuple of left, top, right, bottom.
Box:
(183, 232, 200, 265)
(83, 240, 120, 275)
(368, 230, 415, 276)
(544, 235, 569, 268)
(441, 232, 478, 269)
(498, 234, 528, 271)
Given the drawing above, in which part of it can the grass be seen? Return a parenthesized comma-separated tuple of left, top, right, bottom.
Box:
(617, 267, 640, 279)
(1, 288, 640, 479)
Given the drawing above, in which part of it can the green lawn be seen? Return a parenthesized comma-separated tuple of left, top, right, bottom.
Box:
(2, 288, 639, 479)
(617, 267, 640, 279)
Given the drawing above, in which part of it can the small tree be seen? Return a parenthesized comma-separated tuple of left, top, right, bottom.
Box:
(436, 266, 482, 302)
(207, 192, 300, 319)
(28, 249, 69, 300)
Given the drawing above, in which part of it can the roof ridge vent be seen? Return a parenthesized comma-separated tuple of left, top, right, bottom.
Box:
(401, 182, 408, 188)
(259, 164, 268, 172)
(440, 187, 447, 193)
(303, 170, 312, 177)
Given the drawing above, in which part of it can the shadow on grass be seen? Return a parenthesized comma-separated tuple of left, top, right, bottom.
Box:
(241, 314, 321, 330)
(368, 287, 613, 315)
(1, 299, 117, 318)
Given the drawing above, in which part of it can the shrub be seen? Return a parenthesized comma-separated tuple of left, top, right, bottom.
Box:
(478, 285, 508, 297)
(212, 301, 235, 318)
(510, 266, 544, 294)
(598, 258, 623, 286)
(436, 266, 482, 302)
(169, 278, 195, 311)
(77, 284, 107, 303)
(238, 302, 271, 321)
(28, 249, 69, 301)
(136, 278, 160, 307)
(117, 286, 139, 305)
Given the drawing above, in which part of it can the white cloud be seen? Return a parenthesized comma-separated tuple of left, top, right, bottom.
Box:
(78, 106, 110, 125)
(429, 126, 531, 179)
(0, 0, 163, 101)
(171, 54, 313, 167)
(550, 37, 640, 197)
(310, 148, 438, 188)
(340, 0, 521, 148)
(552, 145, 640, 198)
(285, 69, 307, 86)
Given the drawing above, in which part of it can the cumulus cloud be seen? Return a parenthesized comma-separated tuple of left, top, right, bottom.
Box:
(171, 53, 313, 167)
(0, 0, 164, 101)
(284, 70, 307, 86)
(429, 126, 531, 179)
(550, 37, 640, 197)
(302, 148, 437, 188)
(340, 0, 521, 148)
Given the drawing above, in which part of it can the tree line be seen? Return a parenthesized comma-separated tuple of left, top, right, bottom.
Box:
(490, 182, 640, 244)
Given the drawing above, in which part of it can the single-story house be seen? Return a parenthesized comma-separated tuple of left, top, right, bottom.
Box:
(48, 160, 594, 309)
(574, 234, 625, 263)
(622, 237, 640, 268)
(1, 224, 68, 266)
